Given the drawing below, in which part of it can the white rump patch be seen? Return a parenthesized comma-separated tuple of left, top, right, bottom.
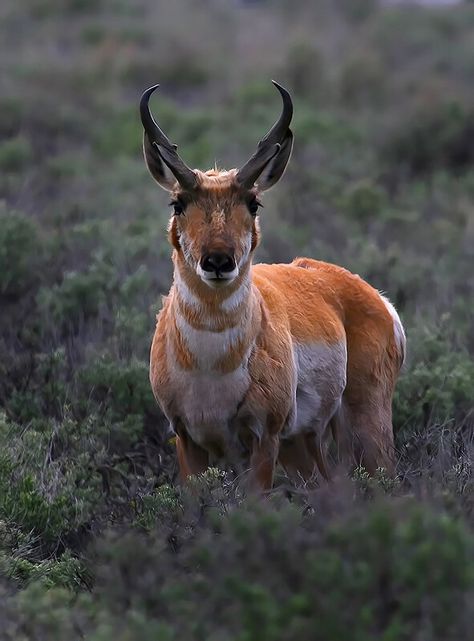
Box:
(380, 294, 406, 365)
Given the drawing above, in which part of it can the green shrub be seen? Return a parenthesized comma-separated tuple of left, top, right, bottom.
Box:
(381, 102, 474, 176)
(1, 550, 89, 590)
(0, 207, 43, 297)
(94, 108, 142, 159)
(339, 52, 386, 107)
(0, 97, 24, 137)
(0, 136, 33, 172)
(0, 413, 101, 544)
(284, 42, 327, 99)
(37, 259, 117, 329)
(4, 348, 69, 423)
(7, 497, 471, 641)
(135, 484, 183, 530)
(394, 321, 474, 432)
(78, 357, 156, 423)
(342, 179, 385, 220)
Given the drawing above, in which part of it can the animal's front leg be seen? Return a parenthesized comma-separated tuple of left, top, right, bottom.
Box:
(278, 434, 318, 485)
(248, 432, 279, 492)
(175, 430, 209, 483)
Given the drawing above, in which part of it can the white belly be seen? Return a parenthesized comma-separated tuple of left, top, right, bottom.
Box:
(286, 341, 347, 437)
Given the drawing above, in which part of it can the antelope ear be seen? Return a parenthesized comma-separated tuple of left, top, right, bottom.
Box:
(143, 132, 178, 191)
(255, 129, 293, 192)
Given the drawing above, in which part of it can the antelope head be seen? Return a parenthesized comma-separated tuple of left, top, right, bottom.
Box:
(140, 82, 293, 289)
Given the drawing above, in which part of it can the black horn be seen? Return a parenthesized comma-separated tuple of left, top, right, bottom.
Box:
(140, 84, 197, 190)
(236, 81, 293, 189)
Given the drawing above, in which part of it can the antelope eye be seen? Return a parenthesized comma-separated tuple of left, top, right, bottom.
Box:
(248, 198, 262, 216)
(170, 200, 185, 216)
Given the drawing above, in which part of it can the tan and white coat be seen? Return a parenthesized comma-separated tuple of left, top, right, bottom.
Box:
(141, 85, 405, 490)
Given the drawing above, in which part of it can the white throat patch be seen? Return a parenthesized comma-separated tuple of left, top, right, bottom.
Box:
(174, 309, 245, 371)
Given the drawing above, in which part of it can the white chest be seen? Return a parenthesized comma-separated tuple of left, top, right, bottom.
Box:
(170, 312, 251, 439)
(168, 365, 251, 450)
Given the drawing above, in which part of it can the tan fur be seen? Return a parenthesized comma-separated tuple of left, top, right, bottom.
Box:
(149, 172, 405, 490)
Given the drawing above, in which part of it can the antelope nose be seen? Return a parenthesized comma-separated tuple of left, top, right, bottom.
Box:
(200, 252, 236, 274)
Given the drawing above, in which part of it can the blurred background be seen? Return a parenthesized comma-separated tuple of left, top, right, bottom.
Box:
(0, 1, 473, 638)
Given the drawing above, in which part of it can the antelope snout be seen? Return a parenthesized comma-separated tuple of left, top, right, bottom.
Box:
(201, 252, 235, 274)
(198, 251, 237, 285)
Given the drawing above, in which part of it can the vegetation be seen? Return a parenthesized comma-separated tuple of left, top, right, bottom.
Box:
(0, 0, 472, 638)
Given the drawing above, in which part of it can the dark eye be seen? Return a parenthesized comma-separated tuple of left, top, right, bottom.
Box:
(248, 198, 262, 216)
(170, 200, 185, 216)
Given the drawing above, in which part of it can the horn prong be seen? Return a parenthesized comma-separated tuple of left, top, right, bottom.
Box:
(140, 84, 197, 190)
(236, 81, 293, 188)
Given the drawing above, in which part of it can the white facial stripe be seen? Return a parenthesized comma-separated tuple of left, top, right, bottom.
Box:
(175, 309, 244, 371)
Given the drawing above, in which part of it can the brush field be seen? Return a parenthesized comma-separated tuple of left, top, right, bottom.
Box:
(0, 1, 473, 639)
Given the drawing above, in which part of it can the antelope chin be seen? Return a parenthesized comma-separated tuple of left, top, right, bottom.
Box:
(201, 275, 237, 289)
(197, 264, 239, 288)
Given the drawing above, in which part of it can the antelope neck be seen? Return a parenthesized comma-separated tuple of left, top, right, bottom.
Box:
(170, 259, 260, 373)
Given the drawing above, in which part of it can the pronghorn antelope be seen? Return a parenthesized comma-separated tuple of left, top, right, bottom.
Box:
(141, 82, 405, 490)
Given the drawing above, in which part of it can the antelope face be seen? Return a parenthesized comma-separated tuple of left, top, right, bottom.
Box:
(167, 172, 261, 288)
(140, 81, 294, 288)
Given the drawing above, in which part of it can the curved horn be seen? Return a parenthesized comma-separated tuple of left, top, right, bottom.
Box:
(236, 81, 293, 189)
(140, 84, 197, 190)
